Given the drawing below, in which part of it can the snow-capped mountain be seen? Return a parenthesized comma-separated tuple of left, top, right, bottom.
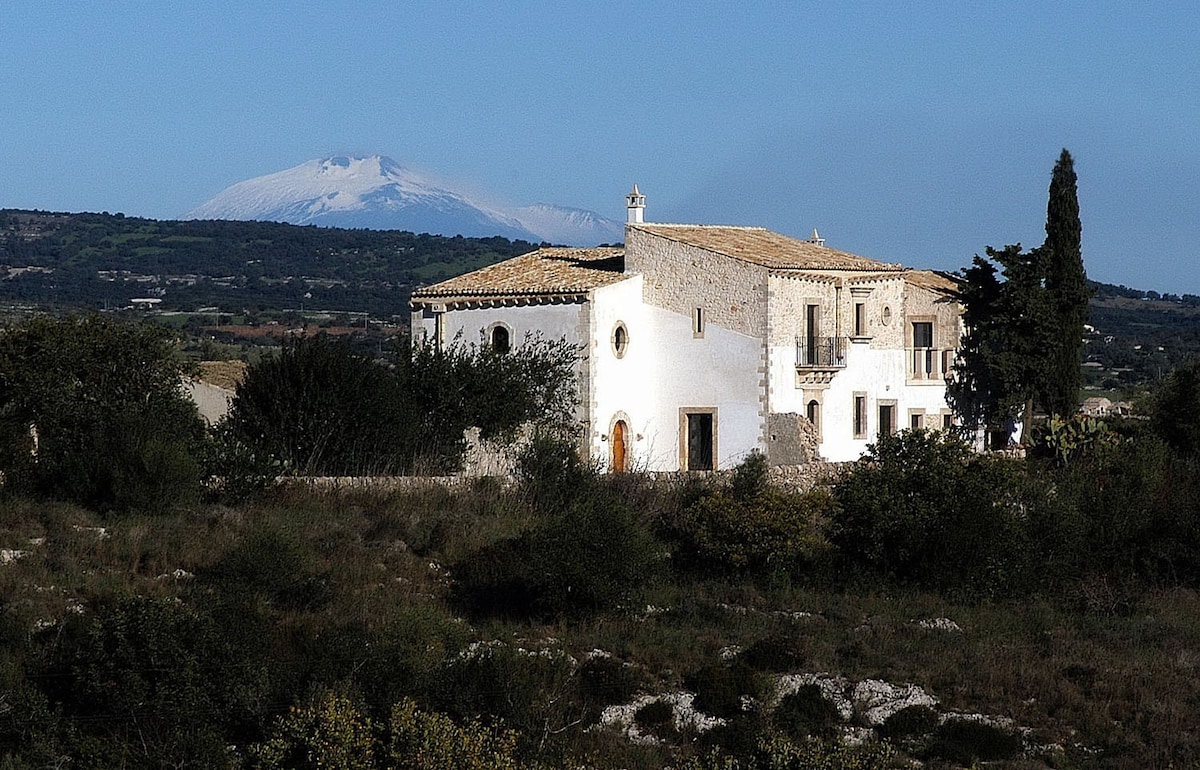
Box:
(508, 203, 624, 247)
(186, 156, 623, 246)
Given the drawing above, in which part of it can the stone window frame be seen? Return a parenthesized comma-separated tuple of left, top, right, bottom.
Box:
(878, 399, 898, 438)
(908, 408, 925, 431)
(852, 392, 868, 439)
(679, 406, 718, 471)
(850, 286, 873, 340)
(487, 321, 513, 354)
(805, 397, 823, 442)
(611, 320, 630, 358)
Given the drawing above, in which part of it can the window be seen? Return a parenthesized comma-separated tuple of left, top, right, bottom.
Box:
(611, 321, 629, 358)
(681, 409, 716, 471)
(942, 412, 953, 429)
(805, 399, 820, 436)
(910, 411, 924, 430)
(878, 402, 896, 437)
(853, 394, 867, 439)
(854, 302, 867, 337)
(692, 307, 705, 338)
(490, 324, 510, 353)
(912, 321, 933, 349)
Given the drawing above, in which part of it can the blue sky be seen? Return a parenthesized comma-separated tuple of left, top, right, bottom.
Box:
(3, 2, 1198, 292)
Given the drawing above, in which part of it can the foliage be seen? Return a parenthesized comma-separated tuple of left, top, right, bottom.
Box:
(454, 442, 661, 619)
(926, 718, 1022, 764)
(224, 335, 408, 475)
(61, 595, 268, 768)
(772, 685, 841, 740)
(948, 244, 1054, 435)
(681, 736, 896, 770)
(1032, 412, 1121, 465)
(398, 336, 579, 469)
(1148, 360, 1200, 457)
(225, 334, 579, 476)
(830, 429, 1047, 595)
(387, 698, 524, 770)
(253, 687, 375, 770)
(1041, 149, 1091, 418)
(0, 314, 204, 513)
(674, 487, 832, 578)
(950, 149, 1090, 433)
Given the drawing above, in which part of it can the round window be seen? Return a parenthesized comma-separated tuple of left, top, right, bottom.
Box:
(612, 322, 629, 358)
(881, 306, 892, 325)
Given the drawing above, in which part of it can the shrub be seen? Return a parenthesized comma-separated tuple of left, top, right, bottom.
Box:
(830, 429, 1048, 595)
(253, 687, 375, 770)
(927, 718, 1022, 764)
(674, 488, 832, 577)
(635, 699, 677, 739)
(773, 685, 841, 740)
(685, 661, 763, 720)
(879, 704, 938, 739)
(0, 315, 205, 514)
(739, 633, 807, 673)
(387, 697, 522, 770)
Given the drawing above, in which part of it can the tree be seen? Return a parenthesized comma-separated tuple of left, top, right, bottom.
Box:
(223, 335, 408, 475)
(1040, 149, 1090, 417)
(224, 334, 579, 476)
(0, 315, 204, 512)
(950, 150, 1089, 439)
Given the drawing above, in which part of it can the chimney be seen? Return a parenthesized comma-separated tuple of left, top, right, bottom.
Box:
(807, 228, 825, 247)
(626, 184, 646, 224)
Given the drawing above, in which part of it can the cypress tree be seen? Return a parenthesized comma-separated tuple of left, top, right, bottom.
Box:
(1040, 149, 1090, 417)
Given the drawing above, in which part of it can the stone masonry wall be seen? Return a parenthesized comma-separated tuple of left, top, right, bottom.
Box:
(625, 227, 768, 339)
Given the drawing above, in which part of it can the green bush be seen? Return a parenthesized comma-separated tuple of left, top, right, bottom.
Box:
(879, 704, 938, 739)
(773, 685, 841, 741)
(830, 429, 1050, 596)
(739, 634, 807, 673)
(0, 315, 205, 514)
(674, 489, 832, 577)
(927, 718, 1022, 764)
(684, 661, 763, 720)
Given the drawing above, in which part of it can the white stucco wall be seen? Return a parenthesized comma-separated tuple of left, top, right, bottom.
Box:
(589, 278, 765, 471)
(765, 272, 957, 462)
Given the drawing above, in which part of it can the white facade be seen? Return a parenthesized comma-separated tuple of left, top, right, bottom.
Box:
(411, 200, 961, 471)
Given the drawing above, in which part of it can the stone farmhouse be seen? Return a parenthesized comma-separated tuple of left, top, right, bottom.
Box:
(410, 188, 962, 471)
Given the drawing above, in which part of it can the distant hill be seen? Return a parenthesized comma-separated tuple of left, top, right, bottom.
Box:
(0, 208, 1195, 387)
(187, 155, 624, 246)
(0, 209, 538, 317)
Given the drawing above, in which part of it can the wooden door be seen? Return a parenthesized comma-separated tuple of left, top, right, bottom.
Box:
(612, 420, 628, 473)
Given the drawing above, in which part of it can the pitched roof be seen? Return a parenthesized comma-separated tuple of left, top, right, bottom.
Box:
(629, 223, 901, 272)
(903, 269, 961, 296)
(411, 247, 626, 299)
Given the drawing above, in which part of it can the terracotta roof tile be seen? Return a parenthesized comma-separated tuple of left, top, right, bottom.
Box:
(903, 269, 961, 296)
(412, 247, 626, 299)
(630, 224, 901, 272)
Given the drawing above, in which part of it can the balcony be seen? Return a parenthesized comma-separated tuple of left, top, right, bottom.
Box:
(908, 347, 954, 382)
(796, 336, 847, 370)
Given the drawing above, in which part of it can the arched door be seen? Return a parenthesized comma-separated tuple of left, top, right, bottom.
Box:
(612, 420, 628, 473)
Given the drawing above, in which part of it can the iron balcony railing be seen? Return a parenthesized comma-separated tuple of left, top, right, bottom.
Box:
(796, 336, 848, 369)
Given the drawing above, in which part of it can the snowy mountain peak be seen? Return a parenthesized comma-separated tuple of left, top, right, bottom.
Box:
(186, 155, 623, 246)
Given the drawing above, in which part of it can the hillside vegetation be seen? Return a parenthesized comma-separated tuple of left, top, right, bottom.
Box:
(6, 318, 1200, 767)
(0, 209, 539, 316)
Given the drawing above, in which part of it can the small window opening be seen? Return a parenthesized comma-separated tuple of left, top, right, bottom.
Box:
(879, 404, 896, 437)
(491, 325, 510, 353)
(854, 302, 867, 336)
(805, 400, 820, 436)
(612, 322, 629, 358)
(853, 395, 867, 439)
(693, 307, 705, 337)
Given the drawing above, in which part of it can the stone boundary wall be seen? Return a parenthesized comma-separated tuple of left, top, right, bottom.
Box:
(280, 461, 851, 495)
